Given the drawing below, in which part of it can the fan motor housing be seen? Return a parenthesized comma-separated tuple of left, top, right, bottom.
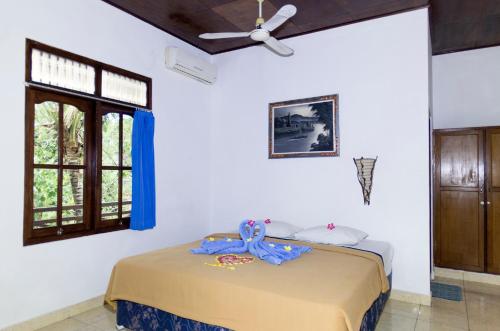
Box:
(250, 29, 270, 41)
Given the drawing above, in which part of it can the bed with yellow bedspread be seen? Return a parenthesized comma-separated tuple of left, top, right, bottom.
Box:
(105, 233, 389, 331)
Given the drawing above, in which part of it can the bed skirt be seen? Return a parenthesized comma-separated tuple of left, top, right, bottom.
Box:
(116, 273, 392, 331)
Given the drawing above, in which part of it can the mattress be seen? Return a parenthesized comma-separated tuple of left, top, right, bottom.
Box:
(342, 239, 394, 276)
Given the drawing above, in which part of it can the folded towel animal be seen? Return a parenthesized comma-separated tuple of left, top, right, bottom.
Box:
(248, 220, 311, 265)
(191, 221, 250, 255)
(191, 220, 311, 265)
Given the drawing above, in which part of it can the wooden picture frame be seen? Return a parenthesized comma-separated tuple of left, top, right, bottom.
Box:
(269, 94, 339, 159)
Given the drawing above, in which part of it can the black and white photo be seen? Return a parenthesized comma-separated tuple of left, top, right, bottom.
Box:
(269, 95, 339, 158)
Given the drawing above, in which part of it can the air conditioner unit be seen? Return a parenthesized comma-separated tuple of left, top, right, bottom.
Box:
(165, 47, 217, 85)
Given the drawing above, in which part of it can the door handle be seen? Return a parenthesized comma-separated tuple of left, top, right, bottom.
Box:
(480, 201, 485, 205)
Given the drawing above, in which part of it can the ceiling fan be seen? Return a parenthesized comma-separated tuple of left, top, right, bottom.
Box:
(199, 0, 297, 56)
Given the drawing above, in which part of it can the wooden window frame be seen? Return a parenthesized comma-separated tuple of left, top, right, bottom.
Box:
(24, 89, 94, 244)
(95, 103, 134, 232)
(24, 88, 135, 245)
(24, 40, 152, 246)
(26, 39, 152, 109)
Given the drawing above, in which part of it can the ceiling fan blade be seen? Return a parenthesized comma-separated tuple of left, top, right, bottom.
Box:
(261, 4, 297, 31)
(199, 32, 250, 39)
(264, 37, 294, 56)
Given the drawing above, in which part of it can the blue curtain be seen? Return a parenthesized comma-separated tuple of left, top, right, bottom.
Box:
(131, 110, 156, 230)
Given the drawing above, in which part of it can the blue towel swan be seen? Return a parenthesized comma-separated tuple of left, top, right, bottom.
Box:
(248, 220, 311, 265)
(191, 221, 251, 255)
(191, 220, 311, 265)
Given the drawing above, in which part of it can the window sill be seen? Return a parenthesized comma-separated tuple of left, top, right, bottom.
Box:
(23, 224, 130, 246)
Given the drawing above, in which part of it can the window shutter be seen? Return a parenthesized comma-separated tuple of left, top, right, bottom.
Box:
(101, 70, 148, 107)
(31, 48, 95, 94)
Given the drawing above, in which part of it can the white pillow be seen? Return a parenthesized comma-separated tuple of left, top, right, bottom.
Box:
(264, 220, 302, 239)
(293, 225, 368, 245)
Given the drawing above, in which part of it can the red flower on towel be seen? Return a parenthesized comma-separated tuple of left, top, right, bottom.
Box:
(264, 219, 271, 224)
(247, 220, 255, 227)
(327, 223, 336, 230)
(217, 254, 254, 265)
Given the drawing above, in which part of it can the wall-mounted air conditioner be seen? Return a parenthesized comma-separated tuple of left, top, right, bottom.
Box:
(165, 47, 217, 85)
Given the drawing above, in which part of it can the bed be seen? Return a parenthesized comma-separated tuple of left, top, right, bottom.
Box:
(105, 234, 392, 331)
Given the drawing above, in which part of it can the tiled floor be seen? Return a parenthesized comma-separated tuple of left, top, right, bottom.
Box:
(36, 276, 500, 331)
(376, 277, 500, 331)
(35, 306, 117, 331)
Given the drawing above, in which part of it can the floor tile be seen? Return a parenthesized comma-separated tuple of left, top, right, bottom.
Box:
(36, 318, 100, 331)
(383, 299, 420, 318)
(468, 320, 500, 331)
(418, 297, 468, 330)
(466, 291, 500, 329)
(92, 315, 117, 331)
(375, 312, 417, 331)
(415, 319, 468, 331)
(73, 306, 115, 326)
(424, 297, 467, 314)
(464, 280, 500, 297)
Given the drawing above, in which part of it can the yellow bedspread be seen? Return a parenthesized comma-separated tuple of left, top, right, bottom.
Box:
(105, 234, 389, 331)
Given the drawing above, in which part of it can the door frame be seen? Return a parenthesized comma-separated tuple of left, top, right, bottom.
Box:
(485, 127, 500, 274)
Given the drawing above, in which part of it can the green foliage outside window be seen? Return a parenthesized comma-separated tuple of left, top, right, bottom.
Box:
(33, 103, 133, 226)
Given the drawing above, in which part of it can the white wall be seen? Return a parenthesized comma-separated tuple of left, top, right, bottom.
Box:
(433, 46, 500, 129)
(0, 0, 212, 328)
(0, 2, 432, 326)
(210, 9, 431, 296)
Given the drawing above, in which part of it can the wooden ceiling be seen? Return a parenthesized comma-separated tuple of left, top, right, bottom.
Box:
(103, 0, 428, 54)
(431, 0, 500, 55)
(103, 0, 500, 55)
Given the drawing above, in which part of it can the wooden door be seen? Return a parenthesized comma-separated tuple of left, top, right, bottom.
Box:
(486, 128, 500, 274)
(434, 129, 485, 272)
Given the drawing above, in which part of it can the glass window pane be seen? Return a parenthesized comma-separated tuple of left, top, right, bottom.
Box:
(101, 170, 119, 221)
(31, 48, 96, 94)
(33, 168, 58, 229)
(34, 101, 59, 164)
(122, 170, 132, 218)
(102, 113, 120, 166)
(123, 115, 133, 167)
(101, 70, 147, 106)
(62, 169, 84, 225)
(34, 211, 57, 229)
(63, 105, 85, 165)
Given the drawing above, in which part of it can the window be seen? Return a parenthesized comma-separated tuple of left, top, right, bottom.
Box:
(24, 40, 151, 245)
(27, 91, 92, 239)
(98, 105, 134, 228)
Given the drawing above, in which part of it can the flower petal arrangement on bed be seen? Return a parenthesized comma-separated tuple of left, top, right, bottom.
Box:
(105, 219, 390, 331)
(191, 220, 311, 265)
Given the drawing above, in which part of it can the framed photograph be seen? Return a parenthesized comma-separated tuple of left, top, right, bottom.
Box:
(269, 94, 339, 159)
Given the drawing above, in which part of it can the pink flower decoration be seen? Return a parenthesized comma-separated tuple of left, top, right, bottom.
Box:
(264, 219, 271, 224)
(327, 223, 336, 230)
(247, 220, 255, 227)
